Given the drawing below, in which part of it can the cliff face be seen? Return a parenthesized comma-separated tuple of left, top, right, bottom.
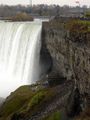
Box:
(0, 20, 89, 120)
(42, 20, 90, 98)
(0, 98, 4, 106)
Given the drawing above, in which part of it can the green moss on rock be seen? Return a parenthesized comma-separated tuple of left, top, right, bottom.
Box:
(0, 85, 56, 120)
(28, 91, 46, 108)
(43, 111, 61, 120)
(0, 86, 34, 118)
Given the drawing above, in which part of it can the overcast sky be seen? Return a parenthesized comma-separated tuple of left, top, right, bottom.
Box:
(0, 0, 90, 6)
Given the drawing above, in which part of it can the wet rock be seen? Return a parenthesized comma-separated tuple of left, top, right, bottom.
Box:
(66, 88, 82, 117)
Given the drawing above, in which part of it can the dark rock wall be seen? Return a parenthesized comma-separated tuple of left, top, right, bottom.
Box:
(42, 21, 90, 98)
(39, 28, 53, 79)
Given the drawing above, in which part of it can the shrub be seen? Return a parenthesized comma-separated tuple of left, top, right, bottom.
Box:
(10, 12, 33, 21)
(85, 12, 90, 19)
(66, 19, 89, 33)
(65, 19, 90, 43)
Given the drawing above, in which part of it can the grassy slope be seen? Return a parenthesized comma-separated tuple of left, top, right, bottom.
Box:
(0, 86, 34, 119)
(0, 85, 55, 120)
(66, 19, 90, 33)
(43, 111, 61, 120)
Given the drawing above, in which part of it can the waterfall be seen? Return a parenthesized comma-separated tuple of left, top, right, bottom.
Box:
(0, 21, 42, 97)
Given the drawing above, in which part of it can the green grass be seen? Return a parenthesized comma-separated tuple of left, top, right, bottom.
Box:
(77, 20, 90, 32)
(84, 11, 90, 18)
(0, 85, 56, 120)
(43, 111, 61, 120)
(26, 88, 55, 113)
(28, 91, 46, 108)
(66, 19, 90, 33)
(17, 88, 56, 119)
(8, 13, 33, 21)
(0, 86, 34, 117)
(75, 19, 90, 26)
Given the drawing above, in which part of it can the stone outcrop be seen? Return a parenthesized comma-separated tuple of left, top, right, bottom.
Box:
(42, 20, 90, 108)
(0, 19, 90, 120)
(0, 97, 4, 106)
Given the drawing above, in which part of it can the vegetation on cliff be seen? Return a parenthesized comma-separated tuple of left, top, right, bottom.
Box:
(43, 18, 90, 120)
(8, 13, 33, 21)
(85, 12, 90, 19)
(0, 84, 56, 120)
(43, 111, 61, 120)
(0, 86, 34, 118)
(67, 19, 90, 31)
(65, 19, 90, 43)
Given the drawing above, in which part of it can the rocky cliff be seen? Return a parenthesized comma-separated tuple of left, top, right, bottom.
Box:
(42, 19, 90, 108)
(0, 19, 89, 120)
(0, 97, 4, 106)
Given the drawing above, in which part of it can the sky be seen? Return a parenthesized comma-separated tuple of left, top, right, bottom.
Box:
(0, 0, 90, 7)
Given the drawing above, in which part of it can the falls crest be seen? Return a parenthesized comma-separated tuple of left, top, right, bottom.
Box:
(0, 21, 42, 97)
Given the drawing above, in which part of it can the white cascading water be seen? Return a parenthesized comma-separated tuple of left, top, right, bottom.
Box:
(0, 21, 42, 98)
